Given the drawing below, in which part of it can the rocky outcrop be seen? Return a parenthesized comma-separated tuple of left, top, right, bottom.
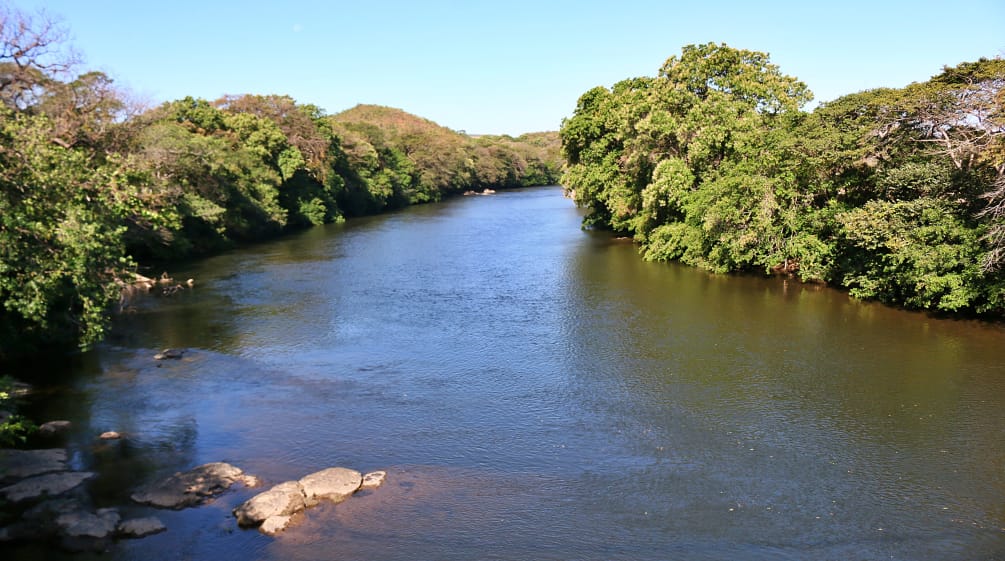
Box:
(299, 467, 362, 507)
(0, 495, 165, 551)
(233, 480, 306, 528)
(0, 471, 95, 503)
(0, 455, 245, 551)
(0, 448, 69, 483)
(131, 462, 257, 509)
(234, 467, 385, 535)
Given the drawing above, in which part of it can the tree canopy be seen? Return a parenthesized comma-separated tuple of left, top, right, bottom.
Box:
(561, 43, 1005, 315)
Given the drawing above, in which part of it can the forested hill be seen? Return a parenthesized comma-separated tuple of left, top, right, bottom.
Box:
(0, 7, 560, 361)
(330, 104, 562, 214)
(561, 43, 1005, 317)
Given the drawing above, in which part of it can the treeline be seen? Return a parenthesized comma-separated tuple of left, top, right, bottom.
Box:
(0, 7, 560, 360)
(562, 43, 1005, 316)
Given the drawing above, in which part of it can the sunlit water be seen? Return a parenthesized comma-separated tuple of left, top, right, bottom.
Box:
(10, 187, 1005, 560)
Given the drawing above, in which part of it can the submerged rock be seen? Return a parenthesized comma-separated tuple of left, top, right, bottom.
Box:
(233, 481, 305, 527)
(131, 462, 255, 509)
(361, 471, 387, 489)
(117, 516, 166, 538)
(259, 514, 294, 536)
(153, 348, 185, 360)
(0, 448, 68, 484)
(0, 497, 85, 541)
(0, 471, 95, 503)
(298, 467, 362, 507)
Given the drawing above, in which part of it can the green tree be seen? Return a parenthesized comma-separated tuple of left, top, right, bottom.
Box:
(0, 107, 137, 356)
(562, 43, 813, 273)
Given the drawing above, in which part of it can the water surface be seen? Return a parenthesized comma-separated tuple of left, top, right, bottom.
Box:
(13, 187, 1005, 560)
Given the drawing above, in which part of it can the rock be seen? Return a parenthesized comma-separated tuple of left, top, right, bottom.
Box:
(56, 508, 120, 539)
(360, 470, 387, 489)
(259, 514, 294, 535)
(233, 481, 306, 527)
(99, 431, 121, 440)
(23, 497, 88, 521)
(117, 516, 166, 538)
(153, 348, 185, 360)
(0, 448, 68, 484)
(0, 471, 94, 503)
(10, 381, 32, 398)
(298, 467, 362, 507)
(0, 497, 82, 542)
(38, 421, 72, 438)
(131, 462, 252, 509)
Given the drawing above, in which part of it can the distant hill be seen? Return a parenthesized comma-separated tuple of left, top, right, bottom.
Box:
(330, 104, 561, 214)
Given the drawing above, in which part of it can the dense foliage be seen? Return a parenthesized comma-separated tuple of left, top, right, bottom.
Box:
(0, 7, 560, 361)
(562, 43, 1005, 316)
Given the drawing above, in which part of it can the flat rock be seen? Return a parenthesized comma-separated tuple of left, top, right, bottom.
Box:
(131, 462, 253, 509)
(361, 471, 387, 489)
(38, 421, 72, 438)
(117, 517, 166, 538)
(99, 431, 122, 440)
(56, 508, 120, 539)
(298, 467, 362, 507)
(0, 471, 94, 503)
(259, 514, 294, 535)
(233, 481, 305, 527)
(0, 448, 68, 484)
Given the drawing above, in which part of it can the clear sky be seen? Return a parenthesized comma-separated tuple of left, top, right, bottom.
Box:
(11, 0, 1005, 135)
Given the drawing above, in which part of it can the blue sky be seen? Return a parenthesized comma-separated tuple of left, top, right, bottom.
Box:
(12, 0, 1005, 135)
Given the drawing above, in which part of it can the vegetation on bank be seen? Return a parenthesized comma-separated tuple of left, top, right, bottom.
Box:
(0, 6, 561, 361)
(561, 43, 1005, 316)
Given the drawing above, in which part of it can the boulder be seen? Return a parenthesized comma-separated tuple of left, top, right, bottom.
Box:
(117, 516, 166, 538)
(131, 462, 254, 509)
(361, 470, 387, 489)
(0, 448, 68, 484)
(56, 508, 120, 539)
(233, 481, 305, 527)
(38, 421, 72, 438)
(298, 467, 362, 507)
(0, 471, 94, 503)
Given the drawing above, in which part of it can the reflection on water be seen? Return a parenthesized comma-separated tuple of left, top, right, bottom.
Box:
(10, 187, 1005, 560)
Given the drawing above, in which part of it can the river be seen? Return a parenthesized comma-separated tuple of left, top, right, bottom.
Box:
(10, 186, 1005, 560)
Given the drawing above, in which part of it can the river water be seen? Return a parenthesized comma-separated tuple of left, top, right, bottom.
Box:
(11, 186, 1005, 560)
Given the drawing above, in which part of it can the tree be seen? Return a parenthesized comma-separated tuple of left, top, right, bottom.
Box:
(0, 107, 138, 356)
(0, 4, 77, 109)
(561, 43, 814, 274)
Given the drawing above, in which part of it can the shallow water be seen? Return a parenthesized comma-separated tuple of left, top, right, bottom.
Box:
(10, 186, 1005, 560)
